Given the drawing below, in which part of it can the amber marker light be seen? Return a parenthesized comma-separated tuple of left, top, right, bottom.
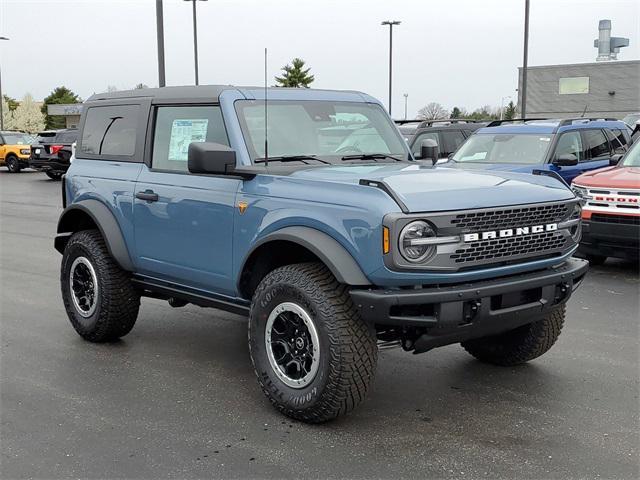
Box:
(383, 226, 390, 254)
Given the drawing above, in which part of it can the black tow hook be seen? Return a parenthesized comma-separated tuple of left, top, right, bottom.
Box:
(554, 282, 571, 304)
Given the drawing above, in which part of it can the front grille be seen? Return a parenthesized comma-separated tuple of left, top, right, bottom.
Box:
(591, 214, 640, 226)
(450, 231, 569, 264)
(450, 203, 570, 231)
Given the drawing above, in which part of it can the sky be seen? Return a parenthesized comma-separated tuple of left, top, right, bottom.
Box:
(1, 0, 638, 118)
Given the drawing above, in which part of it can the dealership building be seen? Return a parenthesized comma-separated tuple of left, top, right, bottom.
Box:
(47, 103, 83, 129)
(517, 59, 640, 119)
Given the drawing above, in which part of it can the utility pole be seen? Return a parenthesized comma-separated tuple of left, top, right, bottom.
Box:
(184, 0, 208, 85)
(156, 0, 166, 87)
(381, 20, 401, 116)
(0, 36, 9, 130)
(521, 0, 530, 119)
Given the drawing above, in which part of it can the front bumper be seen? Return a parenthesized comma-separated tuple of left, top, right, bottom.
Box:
(350, 258, 588, 353)
(578, 217, 639, 260)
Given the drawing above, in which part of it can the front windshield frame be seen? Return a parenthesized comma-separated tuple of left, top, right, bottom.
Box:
(621, 140, 640, 167)
(451, 132, 554, 165)
(234, 99, 410, 165)
(2, 133, 33, 145)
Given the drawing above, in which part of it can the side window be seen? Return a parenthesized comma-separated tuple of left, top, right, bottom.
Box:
(152, 105, 228, 173)
(440, 130, 467, 156)
(81, 105, 139, 157)
(582, 129, 611, 160)
(554, 131, 584, 162)
(605, 129, 628, 154)
(411, 132, 440, 157)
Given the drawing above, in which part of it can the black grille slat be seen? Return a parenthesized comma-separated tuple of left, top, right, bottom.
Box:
(450, 231, 569, 264)
(591, 214, 640, 226)
(450, 204, 570, 231)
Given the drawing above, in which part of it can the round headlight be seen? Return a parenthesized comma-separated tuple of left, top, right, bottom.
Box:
(399, 220, 437, 263)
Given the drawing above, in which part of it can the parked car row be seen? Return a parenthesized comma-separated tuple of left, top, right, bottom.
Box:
(0, 128, 78, 178)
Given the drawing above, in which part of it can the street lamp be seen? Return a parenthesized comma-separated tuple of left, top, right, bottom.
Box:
(184, 0, 207, 85)
(0, 36, 9, 131)
(381, 20, 401, 116)
(500, 95, 512, 120)
(521, 0, 530, 119)
(403, 93, 408, 120)
(156, 0, 166, 87)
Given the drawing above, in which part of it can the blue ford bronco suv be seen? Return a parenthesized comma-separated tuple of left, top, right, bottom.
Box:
(55, 86, 588, 423)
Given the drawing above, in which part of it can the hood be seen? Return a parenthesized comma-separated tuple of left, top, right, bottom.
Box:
(289, 163, 575, 213)
(573, 166, 640, 190)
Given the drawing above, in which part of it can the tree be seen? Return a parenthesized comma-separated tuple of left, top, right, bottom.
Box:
(105, 85, 119, 92)
(3, 94, 19, 111)
(450, 106, 462, 119)
(12, 94, 45, 133)
(134, 83, 149, 90)
(275, 58, 315, 88)
(417, 102, 448, 120)
(41, 86, 82, 129)
(504, 100, 517, 120)
(2, 96, 14, 129)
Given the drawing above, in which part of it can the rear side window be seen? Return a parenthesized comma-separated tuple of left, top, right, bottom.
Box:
(606, 129, 628, 154)
(151, 105, 228, 173)
(80, 105, 139, 157)
(582, 129, 611, 159)
(58, 131, 78, 143)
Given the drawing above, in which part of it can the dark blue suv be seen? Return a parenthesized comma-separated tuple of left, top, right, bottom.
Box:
(443, 118, 632, 184)
(54, 86, 588, 422)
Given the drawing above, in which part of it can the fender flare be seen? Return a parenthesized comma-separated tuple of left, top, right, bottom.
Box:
(241, 226, 371, 286)
(55, 199, 134, 271)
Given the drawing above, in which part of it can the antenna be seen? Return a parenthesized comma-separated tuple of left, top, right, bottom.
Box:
(581, 105, 588, 117)
(264, 47, 269, 167)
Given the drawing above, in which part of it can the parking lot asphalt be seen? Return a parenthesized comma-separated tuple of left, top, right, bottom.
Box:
(1, 169, 638, 479)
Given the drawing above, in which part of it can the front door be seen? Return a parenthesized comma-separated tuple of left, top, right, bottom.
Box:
(133, 105, 240, 296)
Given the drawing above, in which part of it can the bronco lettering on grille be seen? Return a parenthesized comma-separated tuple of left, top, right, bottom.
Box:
(463, 223, 558, 242)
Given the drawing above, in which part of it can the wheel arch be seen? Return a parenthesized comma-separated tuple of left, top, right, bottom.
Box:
(238, 226, 371, 300)
(55, 200, 134, 271)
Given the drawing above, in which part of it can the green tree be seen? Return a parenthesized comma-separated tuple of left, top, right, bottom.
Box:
(3, 94, 19, 111)
(504, 100, 517, 120)
(134, 83, 149, 90)
(2, 96, 14, 129)
(450, 106, 462, 118)
(275, 58, 315, 88)
(41, 86, 82, 129)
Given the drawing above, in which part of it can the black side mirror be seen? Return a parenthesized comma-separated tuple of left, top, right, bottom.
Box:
(553, 153, 578, 167)
(188, 142, 236, 175)
(609, 153, 624, 166)
(419, 139, 439, 165)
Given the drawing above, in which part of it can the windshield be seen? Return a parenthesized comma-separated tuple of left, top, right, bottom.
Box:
(452, 133, 553, 165)
(622, 141, 640, 167)
(3, 133, 33, 145)
(235, 100, 408, 163)
(622, 114, 640, 127)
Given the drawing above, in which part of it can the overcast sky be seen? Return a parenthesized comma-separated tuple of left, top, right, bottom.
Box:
(1, 0, 638, 117)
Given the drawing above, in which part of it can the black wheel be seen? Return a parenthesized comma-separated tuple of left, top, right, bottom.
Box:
(461, 306, 565, 366)
(6, 155, 21, 173)
(46, 171, 63, 180)
(249, 262, 378, 423)
(586, 254, 607, 266)
(61, 230, 140, 342)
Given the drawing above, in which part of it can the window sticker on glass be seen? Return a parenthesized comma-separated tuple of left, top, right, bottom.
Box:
(168, 119, 208, 161)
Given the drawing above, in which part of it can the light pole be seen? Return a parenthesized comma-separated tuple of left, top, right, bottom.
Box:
(521, 0, 530, 119)
(184, 0, 207, 85)
(403, 93, 408, 120)
(500, 95, 512, 120)
(381, 20, 401, 116)
(0, 36, 9, 131)
(156, 0, 166, 87)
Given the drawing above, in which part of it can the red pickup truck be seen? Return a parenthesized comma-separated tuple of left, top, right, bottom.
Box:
(572, 141, 640, 264)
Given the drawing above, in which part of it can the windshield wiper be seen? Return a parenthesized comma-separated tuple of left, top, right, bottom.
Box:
(254, 155, 330, 165)
(341, 153, 403, 162)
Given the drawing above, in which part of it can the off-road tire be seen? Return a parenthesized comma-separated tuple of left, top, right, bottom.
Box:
(586, 254, 607, 266)
(6, 155, 21, 173)
(249, 262, 378, 423)
(46, 171, 63, 180)
(461, 305, 565, 366)
(61, 229, 140, 342)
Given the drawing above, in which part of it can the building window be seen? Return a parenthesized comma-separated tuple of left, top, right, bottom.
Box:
(559, 77, 590, 95)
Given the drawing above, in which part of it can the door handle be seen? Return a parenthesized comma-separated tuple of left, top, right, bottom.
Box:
(135, 190, 159, 202)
